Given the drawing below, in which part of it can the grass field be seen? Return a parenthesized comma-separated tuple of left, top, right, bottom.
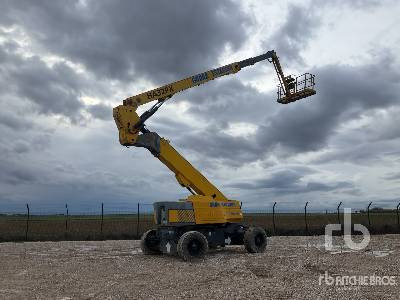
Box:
(0, 212, 399, 242)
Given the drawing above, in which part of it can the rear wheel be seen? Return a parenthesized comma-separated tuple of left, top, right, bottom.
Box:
(244, 227, 267, 253)
(177, 231, 208, 261)
(140, 229, 161, 255)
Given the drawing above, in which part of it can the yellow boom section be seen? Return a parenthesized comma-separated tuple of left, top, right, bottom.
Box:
(134, 132, 227, 201)
(122, 62, 241, 109)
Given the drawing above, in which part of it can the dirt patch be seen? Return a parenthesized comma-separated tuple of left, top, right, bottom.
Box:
(0, 235, 399, 299)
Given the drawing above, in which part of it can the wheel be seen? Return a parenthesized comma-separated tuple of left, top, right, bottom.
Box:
(244, 227, 267, 253)
(140, 229, 161, 255)
(177, 231, 208, 261)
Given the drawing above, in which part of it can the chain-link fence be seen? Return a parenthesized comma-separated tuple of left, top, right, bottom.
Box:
(0, 201, 399, 242)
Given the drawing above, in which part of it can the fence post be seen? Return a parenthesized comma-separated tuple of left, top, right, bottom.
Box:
(396, 202, 400, 229)
(100, 202, 104, 235)
(337, 201, 342, 226)
(65, 204, 69, 231)
(367, 202, 372, 227)
(272, 202, 277, 234)
(136, 203, 140, 239)
(25, 204, 30, 241)
(304, 202, 309, 234)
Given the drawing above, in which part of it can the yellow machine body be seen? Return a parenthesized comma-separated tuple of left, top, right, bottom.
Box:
(166, 196, 243, 225)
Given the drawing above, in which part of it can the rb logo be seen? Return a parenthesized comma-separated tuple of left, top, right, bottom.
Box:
(325, 208, 370, 251)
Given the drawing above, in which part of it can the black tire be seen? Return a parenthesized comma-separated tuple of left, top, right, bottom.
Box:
(140, 229, 161, 255)
(177, 231, 208, 261)
(244, 227, 267, 253)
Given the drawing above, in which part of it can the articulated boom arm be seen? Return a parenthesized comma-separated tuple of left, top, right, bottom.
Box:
(113, 50, 316, 147)
(121, 50, 314, 110)
(113, 50, 316, 201)
(134, 132, 228, 201)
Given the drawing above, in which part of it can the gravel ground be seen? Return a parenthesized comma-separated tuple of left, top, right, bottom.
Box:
(0, 235, 399, 299)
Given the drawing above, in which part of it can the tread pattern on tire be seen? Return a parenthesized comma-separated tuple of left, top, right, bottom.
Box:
(177, 231, 208, 261)
(244, 226, 267, 253)
(140, 229, 161, 255)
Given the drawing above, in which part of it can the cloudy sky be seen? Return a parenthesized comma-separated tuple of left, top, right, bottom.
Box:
(1, 0, 399, 213)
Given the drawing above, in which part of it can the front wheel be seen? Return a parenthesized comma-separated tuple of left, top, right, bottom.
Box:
(177, 231, 208, 261)
(140, 229, 161, 255)
(244, 227, 268, 253)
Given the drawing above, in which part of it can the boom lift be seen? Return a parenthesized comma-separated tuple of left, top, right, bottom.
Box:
(113, 50, 316, 260)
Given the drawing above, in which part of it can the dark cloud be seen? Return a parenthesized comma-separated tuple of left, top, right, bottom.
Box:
(0, 41, 116, 123)
(311, 131, 400, 166)
(86, 103, 111, 121)
(312, 143, 382, 164)
(258, 53, 400, 153)
(179, 78, 274, 125)
(5, 169, 36, 185)
(0, 111, 33, 130)
(230, 170, 302, 190)
(267, 4, 320, 65)
(1, 0, 251, 84)
(362, 109, 400, 143)
(382, 172, 400, 181)
(266, 1, 390, 64)
(13, 141, 30, 154)
(0, 159, 38, 185)
(177, 129, 261, 167)
(0, 43, 84, 122)
(317, 0, 383, 9)
(228, 168, 355, 196)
